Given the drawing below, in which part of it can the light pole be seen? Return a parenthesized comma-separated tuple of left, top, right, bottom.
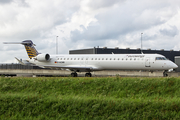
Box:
(141, 33, 143, 50)
(56, 36, 58, 54)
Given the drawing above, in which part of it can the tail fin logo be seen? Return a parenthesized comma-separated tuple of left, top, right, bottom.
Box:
(25, 45, 38, 58)
(22, 40, 39, 59)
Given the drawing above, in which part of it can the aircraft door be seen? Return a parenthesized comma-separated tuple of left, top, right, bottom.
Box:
(145, 57, 150, 67)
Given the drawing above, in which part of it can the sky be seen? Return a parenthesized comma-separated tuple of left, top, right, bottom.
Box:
(0, 0, 180, 63)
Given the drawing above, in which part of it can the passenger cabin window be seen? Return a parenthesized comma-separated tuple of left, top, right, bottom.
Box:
(156, 57, 167, 60)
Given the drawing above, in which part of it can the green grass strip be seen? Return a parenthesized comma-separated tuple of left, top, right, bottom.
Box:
(0, 76, 180, 119)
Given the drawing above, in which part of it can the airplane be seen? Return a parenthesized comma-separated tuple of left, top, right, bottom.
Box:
(4, 40, 178, 77)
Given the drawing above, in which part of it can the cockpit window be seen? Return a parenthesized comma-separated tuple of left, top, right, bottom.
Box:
(155, 57, 167, 60)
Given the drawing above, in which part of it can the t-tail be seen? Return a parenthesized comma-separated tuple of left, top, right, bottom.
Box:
(4, 40, 39, 59)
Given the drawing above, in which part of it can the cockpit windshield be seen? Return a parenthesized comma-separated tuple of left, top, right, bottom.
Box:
(155, 57, 167, 60)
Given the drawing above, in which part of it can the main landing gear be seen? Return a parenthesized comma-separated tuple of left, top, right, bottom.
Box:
(85, 73, 92, 77)
(71, 72, 92, 77)
(71, 72, 78, 77)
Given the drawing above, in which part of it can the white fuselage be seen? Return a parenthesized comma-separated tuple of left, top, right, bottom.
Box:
(28, 54, 178, 72)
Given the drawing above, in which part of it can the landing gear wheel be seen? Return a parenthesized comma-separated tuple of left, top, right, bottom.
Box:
(85, 73, 92, 77)
(71, 73, 78, 77)
(163, 70, 168, 77)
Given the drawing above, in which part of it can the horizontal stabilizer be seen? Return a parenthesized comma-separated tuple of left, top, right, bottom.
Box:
(4, 40, 35, 46)
(4, 42, 22, 44)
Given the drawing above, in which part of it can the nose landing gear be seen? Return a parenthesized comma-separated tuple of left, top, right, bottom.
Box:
(163, 70, 168, 77)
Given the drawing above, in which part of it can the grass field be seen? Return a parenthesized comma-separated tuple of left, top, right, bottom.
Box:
(0, 76, 180, 119)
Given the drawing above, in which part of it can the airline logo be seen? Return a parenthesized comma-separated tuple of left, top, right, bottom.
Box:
(126, 55, 145, 58)
(25, 46, 38, 58)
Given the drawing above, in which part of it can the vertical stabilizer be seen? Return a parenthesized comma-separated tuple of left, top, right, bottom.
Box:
(22, 40, 39, 58)
(4, 40, 39, 59)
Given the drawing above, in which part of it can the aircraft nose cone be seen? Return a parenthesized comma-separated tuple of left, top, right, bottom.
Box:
(170, 62, 178, 69)
(173, 63, 178, 69)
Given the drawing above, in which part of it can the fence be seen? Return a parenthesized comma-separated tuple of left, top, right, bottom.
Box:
(0, 64, 45, 70)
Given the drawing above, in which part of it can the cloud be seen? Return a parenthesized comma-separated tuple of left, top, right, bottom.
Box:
(0, 0, 180, 63)
(160, 26, 179, 37)
(0, 0, 13, 4)
(87, 0, 125, 9)
(70, 0, 180, 50)
(0, 0, 80, 37)
(0, 0, 81, 63)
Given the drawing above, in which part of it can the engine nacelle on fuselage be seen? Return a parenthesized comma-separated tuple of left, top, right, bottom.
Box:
(35, 54, 50, 62)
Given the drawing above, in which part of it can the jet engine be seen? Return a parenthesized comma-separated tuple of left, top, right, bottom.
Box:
(35, 54, 50, 62)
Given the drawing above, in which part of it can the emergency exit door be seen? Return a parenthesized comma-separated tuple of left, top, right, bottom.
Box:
(145, 57, 150, 67)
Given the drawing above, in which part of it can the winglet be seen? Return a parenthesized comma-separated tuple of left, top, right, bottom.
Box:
(15, 57, 26, 65)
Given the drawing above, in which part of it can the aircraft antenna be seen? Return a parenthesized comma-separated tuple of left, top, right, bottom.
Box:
(56, 36, 58, 54)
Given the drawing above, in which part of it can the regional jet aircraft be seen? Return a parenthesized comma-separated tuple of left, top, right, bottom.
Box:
(4, 40, 178, 77)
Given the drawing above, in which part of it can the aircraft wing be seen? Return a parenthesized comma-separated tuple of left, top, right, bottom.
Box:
(15, 57, 26, 65)
(43, 65, 100, 72)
